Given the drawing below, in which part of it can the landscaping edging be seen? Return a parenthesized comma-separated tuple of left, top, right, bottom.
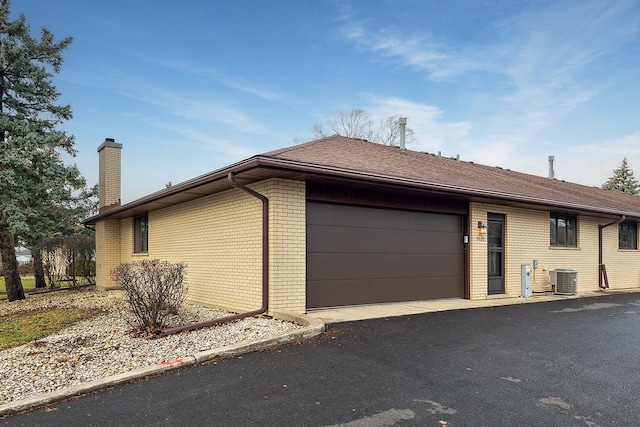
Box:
(0, 311, 325, 418)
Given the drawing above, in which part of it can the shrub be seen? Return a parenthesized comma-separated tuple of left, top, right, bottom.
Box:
(68, 259, 96, 285)
(18, 263, 34, 276)
(111, 259, 187, 334)
(37, 235, 96, 287)
(43, 246, 70, 287)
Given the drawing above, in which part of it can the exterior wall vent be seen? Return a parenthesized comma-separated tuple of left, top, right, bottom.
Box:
(550, 269, 577, 295)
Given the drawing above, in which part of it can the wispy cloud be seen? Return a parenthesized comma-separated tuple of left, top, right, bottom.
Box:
(365, 95, 471, 152)
(157, 125, 256, 159)
(94, 68, 271, 135)
(337, 0, 639, 154)
(147, 59, 282, 101)
(167, 96, 269, 135)
(496, 0, 639, 134)
(339, 22, 480, 81)
(89, 42, 283, 102)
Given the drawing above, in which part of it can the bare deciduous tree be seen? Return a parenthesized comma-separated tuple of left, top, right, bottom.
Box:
(312, 108, 416, 146)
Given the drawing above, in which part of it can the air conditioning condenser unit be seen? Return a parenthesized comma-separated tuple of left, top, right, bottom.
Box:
(550, 269, 577, 295)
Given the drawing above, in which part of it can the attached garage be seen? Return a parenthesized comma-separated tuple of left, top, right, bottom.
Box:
(306, 202, 465, 309)
(90, 135, 640, 316)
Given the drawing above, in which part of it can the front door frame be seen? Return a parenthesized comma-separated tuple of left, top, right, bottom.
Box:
(487, 213, 505, 295)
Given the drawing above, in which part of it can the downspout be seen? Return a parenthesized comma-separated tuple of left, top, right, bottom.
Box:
(160, 172, 268, 336)
(598, 215, 625, 289)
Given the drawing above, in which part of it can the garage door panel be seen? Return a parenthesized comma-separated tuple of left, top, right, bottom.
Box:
(308, 202, 458, 232)
(307, 202, 465, 309)
(308, 225, 462, 254)
(307, 253, 464, 281)
(307, 277, 464, 308)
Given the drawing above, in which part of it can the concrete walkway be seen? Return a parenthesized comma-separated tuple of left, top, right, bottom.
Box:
(307, 290, 604, 324)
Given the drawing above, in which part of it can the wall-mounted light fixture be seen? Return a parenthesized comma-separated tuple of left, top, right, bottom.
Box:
(477, 221, 488, 235)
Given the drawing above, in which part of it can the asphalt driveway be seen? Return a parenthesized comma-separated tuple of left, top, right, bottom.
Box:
(3, 292, 639, 426)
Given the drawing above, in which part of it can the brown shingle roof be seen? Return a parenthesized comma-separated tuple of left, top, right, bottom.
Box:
(262, 135, 640, 219)
(84, 134, 640, 224)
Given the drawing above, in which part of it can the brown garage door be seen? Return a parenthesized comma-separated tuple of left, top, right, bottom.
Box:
(307, 202, 464, 309)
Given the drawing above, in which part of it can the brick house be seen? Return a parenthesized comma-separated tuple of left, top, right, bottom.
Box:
(83, 136, 640, 314)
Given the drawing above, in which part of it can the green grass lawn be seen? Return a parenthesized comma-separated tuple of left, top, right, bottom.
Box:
(0, 277, 37, 300)
(1, 277, 100, 348)
(0, 308, 95, 349)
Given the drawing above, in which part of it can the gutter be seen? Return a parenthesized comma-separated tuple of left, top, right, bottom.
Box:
(83, 155, 640, 225)
(160, 172, 269, 336)
(82, 156, 262, 224)
(254, 158, 640, 219)
(598, 215, 625, 289)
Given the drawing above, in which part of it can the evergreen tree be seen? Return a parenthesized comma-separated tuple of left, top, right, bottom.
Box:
(0, 0, 88, 301)
(601, 157, 640, 196)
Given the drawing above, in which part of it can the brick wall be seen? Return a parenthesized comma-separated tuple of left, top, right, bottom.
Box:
(470, 202, 639, 299)
(261, 179, 306, 313)
(119, 217, 143, 263)
(116, 178, 306, 314)
(600, 220, 640, 290)
(95, 218, 121, 289)
(97, 141, 122, 209)
(469, 205, 488, 299)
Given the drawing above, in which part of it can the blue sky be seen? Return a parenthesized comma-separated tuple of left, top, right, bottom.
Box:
(13, 0, 640, 202)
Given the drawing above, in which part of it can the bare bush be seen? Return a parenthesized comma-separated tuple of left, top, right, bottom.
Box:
(37, 235, 96, 287)
(111, 259, 187, 334)
(17, 263, 34, 276)
(43, 246, 70, 286)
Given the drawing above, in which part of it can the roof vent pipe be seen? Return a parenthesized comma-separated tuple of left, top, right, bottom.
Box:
(398, 117, 407, 150)
(548, 155, 555, 179)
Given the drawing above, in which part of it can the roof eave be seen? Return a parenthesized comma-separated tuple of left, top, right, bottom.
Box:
(83, 155, 640, 225)
(82, 157, 262, 225)
(255, 157, 639, 220)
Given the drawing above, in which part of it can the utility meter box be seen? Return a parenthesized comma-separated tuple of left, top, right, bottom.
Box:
(521, 264, 531, 298)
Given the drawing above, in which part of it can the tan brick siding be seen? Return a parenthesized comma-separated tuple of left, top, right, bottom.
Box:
(144, 184, 262, 312)
(115, 178, 306, 314)
(261, 179, 306, 313)
(95, 219, 121, 289)
(600, 221, 640, 290)
(468, 206, 488, 299)
(98, 145, 121, 208)
(470, 202, 639, 299)
(119, 217, 144, 263)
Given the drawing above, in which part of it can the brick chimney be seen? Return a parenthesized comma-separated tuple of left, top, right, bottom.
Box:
(97, 138, 123, 212)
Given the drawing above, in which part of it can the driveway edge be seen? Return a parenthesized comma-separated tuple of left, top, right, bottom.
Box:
(0, 312, 325, 418)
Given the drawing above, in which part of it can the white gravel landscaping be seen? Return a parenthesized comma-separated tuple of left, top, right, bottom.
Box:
(0, 288, 302, 405)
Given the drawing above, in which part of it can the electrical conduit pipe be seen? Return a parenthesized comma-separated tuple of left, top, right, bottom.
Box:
(160, 172, 269, 336)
